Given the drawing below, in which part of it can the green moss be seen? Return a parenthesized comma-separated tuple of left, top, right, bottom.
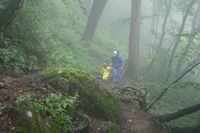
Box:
(12, 102, 67, 133)
(107, 121, 118, 133)
(91, 88, 123, 123)
(41, 67, 123, 123)
(40, 67, 93, 85)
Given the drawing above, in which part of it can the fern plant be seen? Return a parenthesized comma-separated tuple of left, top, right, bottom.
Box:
(23, 92, 81, 132)
(34, 92, 78, 131)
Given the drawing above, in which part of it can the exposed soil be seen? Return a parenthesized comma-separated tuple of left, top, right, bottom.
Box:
(0, 72, 167, 133)
(98, 77, 166, 133)
(0, 74, 54, 133)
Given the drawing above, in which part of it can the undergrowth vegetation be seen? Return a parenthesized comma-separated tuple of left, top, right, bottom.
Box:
(0, 0, 127, 73)
(1, 0, 200, 132)
(25, 92, 79, 132)
(41, 67, 123, 123)
(12, 91, 90, 133)
(133, 80, 200, 129)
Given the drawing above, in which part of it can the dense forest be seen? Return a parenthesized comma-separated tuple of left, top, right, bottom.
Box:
(1, 0, 200, 133)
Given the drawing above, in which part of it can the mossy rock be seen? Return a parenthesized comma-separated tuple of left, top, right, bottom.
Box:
(40, 67, 92, 86)
(107, 121, 118, 133)
(40, 67, 123, 123)
(9, 102, 67, 133)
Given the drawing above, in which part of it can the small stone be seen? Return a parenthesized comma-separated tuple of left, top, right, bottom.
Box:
(57, 70, 62, 74)
(26, 110, 33, 118)
(11, 67, 25, 77)
(0, 82, 4, 89)
(11, 126, 15, 130)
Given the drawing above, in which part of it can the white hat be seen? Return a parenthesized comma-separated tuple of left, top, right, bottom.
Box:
(113, 51, 117, 54)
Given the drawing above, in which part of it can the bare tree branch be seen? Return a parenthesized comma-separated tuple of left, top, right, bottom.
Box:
(146, 60, 200, 111)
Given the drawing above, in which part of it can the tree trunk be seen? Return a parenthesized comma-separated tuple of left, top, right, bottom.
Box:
(159, 103, 200, 122)
(181, 55, 200, 77)
(0, 0, 24, 32)
(123, 0, 141, 80)
(166, 0, 196, 81)
(86, 0, 94, 13)
(175, 0, 200, 79)
(148, 0, 159, 56)
(146, 60, 200, 111)
(146, 0, 172, 74)
(81, 0, 108, 42)
(170, 125, 200, 133)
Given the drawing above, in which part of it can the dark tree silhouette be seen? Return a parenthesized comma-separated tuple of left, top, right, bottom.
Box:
(147, 0, 172, 72)
(166, 0, 196, 81)
(0, 0, 24, 33)
(175, 0, 200, 79)
(170, 125, 200, 133)
(81, 0, 108, 42)
(146, 61, 200, 111)
(123, 0, 141, 80)
(159, 103, 200, 122)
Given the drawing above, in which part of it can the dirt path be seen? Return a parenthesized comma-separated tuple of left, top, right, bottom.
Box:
(98, 78, 166, 133)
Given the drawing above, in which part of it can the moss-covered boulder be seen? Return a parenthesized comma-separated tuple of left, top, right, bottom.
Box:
(8, 102, 67, 133)
(40, 67, 123, 123)
(48, 77, 74, 95)
(88, 119, 118, 133)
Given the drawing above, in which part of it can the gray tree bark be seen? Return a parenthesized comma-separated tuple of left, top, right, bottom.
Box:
(147, 0, 172, 72)
(170, 125, 200, 133)
(175, 0, 200, 79)
(0, 0, 24, 33)
(123, 0, 141, 80)
(159, 103, 200, 122)
(166, 0, 196, 81)
(81, 0, 108, 42)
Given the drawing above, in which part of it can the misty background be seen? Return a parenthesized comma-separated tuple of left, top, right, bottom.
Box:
(1, 0, 200, 132)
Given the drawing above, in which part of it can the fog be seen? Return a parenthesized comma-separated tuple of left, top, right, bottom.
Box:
(1, 0, 200, 131)
(94, 0, 200, 82)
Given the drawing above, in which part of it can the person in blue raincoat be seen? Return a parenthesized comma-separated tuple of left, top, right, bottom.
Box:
(110, 51, 124, 83)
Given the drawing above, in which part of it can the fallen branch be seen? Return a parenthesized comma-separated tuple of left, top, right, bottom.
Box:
(159, 102, 200, 122)
(170, 125, 200, 133)
(146, 61, 200, 111)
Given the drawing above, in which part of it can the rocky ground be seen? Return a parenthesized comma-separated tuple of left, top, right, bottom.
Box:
(0, 71, 167, 133)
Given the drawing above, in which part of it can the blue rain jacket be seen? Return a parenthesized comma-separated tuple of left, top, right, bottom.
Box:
(110, 54, 124, 68)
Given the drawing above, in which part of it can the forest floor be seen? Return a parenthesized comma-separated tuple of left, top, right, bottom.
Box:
(0, 71, 167, 133)
(98, 76, 167, 133)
